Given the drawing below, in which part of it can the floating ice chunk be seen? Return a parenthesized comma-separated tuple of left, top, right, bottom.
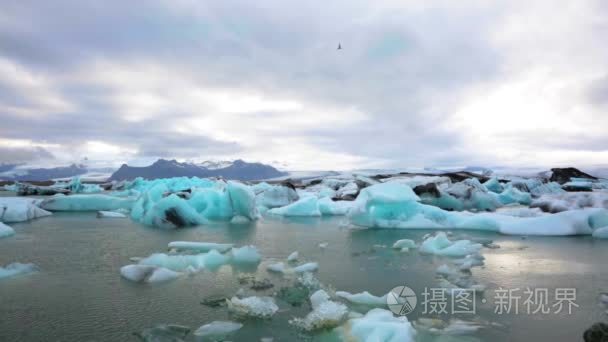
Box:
(420, 233, 482, 257)
(0, 262, 38, 279)
(168, 241, 233, 253)
(293, 262, 318, 273)
(0, 197, 52, 223)
(392, 239, 416, 249)
(340, 308, 416, 342)
(530, 181, 565, 197)
(232, 245, 261, 264)
(318, 197, 353, 215)
(138, 250, 229, 271)
(291, 289, 348, 331)
(287, 251, 299, 262)
(268, 197, 321, 217)
(120, 264, 181, 283)
(194, 321, 242, 339)
(495, 206, 544, 217)
(318, 242, 329, 249)
(335, 291, 387, 306)
(267, 262, 287, 273)
(40, 194, 135, 212)
(96, 210, 127, 218)
(452, 254, 485, 270)
(0, 222, 15, 238)
(187, 187, 233, 220)
(227, 181, 259, 220)
(228, 296, 278, 318)
(134, 324, 190, 341)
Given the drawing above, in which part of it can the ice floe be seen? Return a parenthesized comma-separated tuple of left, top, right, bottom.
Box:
(193, 321, 242, 339)
(420, 233, 482, 257)
(231, 245, 262, 264)
(41, 194, 135, 212)
(268, 196, 321, 217)
(0, 262, 38, 280)
(335, 291, 388, 306)
(96, 210, 127, 218)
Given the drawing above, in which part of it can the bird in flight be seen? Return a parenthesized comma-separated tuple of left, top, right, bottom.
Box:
(337, 43, 342, 50)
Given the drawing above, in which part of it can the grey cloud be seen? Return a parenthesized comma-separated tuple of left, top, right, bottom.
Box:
(0, 146, 54, 164)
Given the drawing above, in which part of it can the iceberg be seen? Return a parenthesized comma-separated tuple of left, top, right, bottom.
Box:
(228, 296, 278, 318)
(0, 222, 15, 238)
(227, 181, 259, 220)
(268, 197, 321, 217)
(335, 291, 388, 306)
(348, 182, 608, 236)
(496, 184, 532, 205)
(134, 324, 190, 341)
(168, 241, 233, 253)
(293, 262, 319, 273)
(267, 261, 318, 274)
(0, 262, 38, 279)
(0, 197, 52, 223)
(120, 264, 181, 283)
(194, 321, 242, 339)
(41, 194, 135, 212)
(231, 245, 261, 264)
(290, 289, 348, 331)
(139, 194, 207, 228)
(483, 177, 504, 193)
(339, 308, 416, 342)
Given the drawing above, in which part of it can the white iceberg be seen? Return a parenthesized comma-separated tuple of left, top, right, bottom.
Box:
(138, 249, 230, 271)
(392, 239, 416, 249)
(318, 197, 353, 215)
(348, 182, 608, 236)
(0, 197, 52, 223)
(287, 251, 299, 262)
(256, 184, 299, 209)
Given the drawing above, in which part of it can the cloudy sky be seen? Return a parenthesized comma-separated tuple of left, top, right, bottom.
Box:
(1, 0, 607, 170)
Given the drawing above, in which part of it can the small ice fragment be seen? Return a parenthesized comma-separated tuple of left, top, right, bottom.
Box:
(287, 251, 299, 262)
(318, 242, 328, 249)
(228, 296, 278, 318)
(392, 239, 416, 249)
(96, 210, 127, 218)
(290, 290, 348, 331)
(120, 264, 181, 283)
(267, 262, 286, 273)
(293, 262, 318, 273)
(194, 321, 242, 338)
(340, 308, 415, 341)
(335, 291, 387, 306)
(230, 215, 251, 224)
(168, 241, 233, 253)
(134, 324, 190, 341)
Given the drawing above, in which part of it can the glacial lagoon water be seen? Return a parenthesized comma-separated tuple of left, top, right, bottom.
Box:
(1, 212, 607, 341)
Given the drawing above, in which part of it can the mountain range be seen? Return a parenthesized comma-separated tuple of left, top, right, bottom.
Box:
(108, 159, 287, 181)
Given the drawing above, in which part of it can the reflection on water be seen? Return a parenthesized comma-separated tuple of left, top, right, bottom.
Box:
(0, 212, 607, 341)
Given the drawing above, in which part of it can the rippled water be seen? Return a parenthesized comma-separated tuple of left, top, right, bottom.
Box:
(1, 212, 607, 341)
